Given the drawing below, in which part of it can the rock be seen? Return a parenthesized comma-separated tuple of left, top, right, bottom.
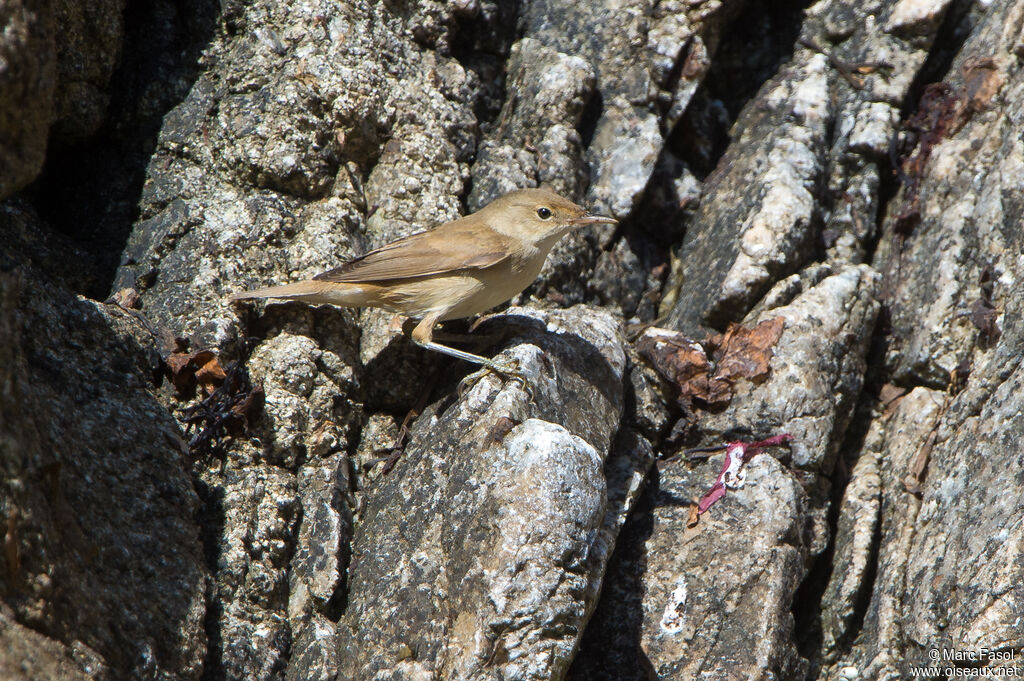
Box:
(820, 5, 1024, 676)
(0, 0, 56, 199)
(0, 611, 97, 681)
(819, 388, 945, 673)
(661, 52, 832, 333)
(468, 37, 595, 209)
(0, 251, 206, 679)
(883, 4, 1023, 386)
(50, 0, 127, 143)
(335, 305, 631, 680)
(5, 0, 1024, 679)
(701, 264, 881, 472)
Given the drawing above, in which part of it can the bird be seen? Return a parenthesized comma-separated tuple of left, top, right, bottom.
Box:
(229, 187, 616, 378)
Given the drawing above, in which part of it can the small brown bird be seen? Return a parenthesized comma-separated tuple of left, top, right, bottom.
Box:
(230, 188, 616, 375)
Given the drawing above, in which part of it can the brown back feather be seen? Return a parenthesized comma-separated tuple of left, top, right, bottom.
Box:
(314, 218, 514, 283)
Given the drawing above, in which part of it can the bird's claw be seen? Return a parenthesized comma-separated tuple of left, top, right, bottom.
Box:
(458, 358, 532, 399)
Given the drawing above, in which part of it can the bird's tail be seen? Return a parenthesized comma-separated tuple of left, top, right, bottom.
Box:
(228, 280, 377, 308)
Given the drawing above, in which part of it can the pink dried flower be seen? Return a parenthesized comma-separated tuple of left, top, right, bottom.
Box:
(695, 434, 793, 515)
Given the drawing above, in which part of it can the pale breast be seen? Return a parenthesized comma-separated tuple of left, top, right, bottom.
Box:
(439, 249, 547, 320)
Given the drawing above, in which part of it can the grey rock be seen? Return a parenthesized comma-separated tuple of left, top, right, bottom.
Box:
(807, 0, 952, 265)
(883, 0, 1023, 386)
(50, 0, 127, 143)
(662, 0, 956, 332)
(336, 305, 629, 680)
(701, 264, 882, 472)
(468, 37, 595, 209)
(819, 388, 945, 674)
(0, 0, 56, 199)
(285, 613, 338, 681)
(643, 450, 813, 680)
(820, 5, 1024, 677)
(0, 250, 206, 678)
(661, 51, 832, 333)
(204, 466, 298, 681)
(0, 610, 97, 681)
(289, 456, 351, 617)
(6, 0, 1024, 679)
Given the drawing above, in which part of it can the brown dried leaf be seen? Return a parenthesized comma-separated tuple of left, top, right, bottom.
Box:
(231, 384, 265, 422)
(166, 349, 227, 395)
(195, 355, 227, 392)
(166, 352, 198, 393)
(969, 298, 1000, 342)
(107, 287, 141, 310)
(710, 317, 785, 386)
(637, 331, 717, 404)
(638, 319, 785, 408)
(686, 503, 700, 528)
(485, 416, 521, 446)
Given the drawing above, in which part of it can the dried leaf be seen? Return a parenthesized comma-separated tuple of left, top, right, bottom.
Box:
(902, 431, 936, 496)
(485, 416, 521, 446)
(969, 298, 999, 337)
(637, 329, 715, 405)
(967, 268, 1000, 348)
(686, 503, 701, 528)
(166, 352, 198, 393)
(710, 317, 785, 386)
(895, 82, 960, 240)
(638, 319, 785, 409)
(196, 355, 227, 392)
(166, 349, 228, 396)
(183, 361, 264, 458)
(107, 288, 141, 310)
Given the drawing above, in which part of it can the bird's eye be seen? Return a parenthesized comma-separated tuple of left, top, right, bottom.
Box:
(537, 207, 552, 220)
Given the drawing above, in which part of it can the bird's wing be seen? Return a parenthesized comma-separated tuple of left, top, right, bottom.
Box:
(314, 219, 514, 283)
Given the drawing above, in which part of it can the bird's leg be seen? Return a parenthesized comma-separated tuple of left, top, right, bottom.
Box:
(400, 317, 498, 346)
(410, 315, 527, 392)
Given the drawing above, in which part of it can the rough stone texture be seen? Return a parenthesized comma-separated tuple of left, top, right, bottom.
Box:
(50, 0, 127, 143)
(0, 0, 129, 198)
(661, 0, 954, 333)
(4, 0, 1024, 679)
(467, 37, 595, 209)
(0, 238, 207, 679)
(662, 51, 832, 333)
(572, 264, 879, 678)
(815, 3, 1024, 678)
(508, 0, 742, 316)
(0, 610, 95, 681)
(702, 264, 881, 471)
(883, 0, 1024, 387)
(641, 454, 813, 680)
(0, 0, 56, 199)
(336, 306, 631, 681)
(818, 387, 945, 677)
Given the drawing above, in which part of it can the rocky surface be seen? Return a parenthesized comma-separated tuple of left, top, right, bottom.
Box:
(0, 0, 56, 198)
(3, 0, 1024, 679)
(0, 245, 206, 680)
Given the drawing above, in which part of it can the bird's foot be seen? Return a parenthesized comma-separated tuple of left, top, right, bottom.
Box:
(458, 358, 531, 399)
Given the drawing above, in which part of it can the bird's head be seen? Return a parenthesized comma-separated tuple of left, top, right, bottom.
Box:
(483, 188, 617, 245)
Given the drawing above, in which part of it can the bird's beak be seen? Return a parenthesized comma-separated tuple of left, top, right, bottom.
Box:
(570, 213, 617, 227)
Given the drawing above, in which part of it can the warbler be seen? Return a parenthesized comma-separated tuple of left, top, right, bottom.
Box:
(230, 188, 616, 375)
